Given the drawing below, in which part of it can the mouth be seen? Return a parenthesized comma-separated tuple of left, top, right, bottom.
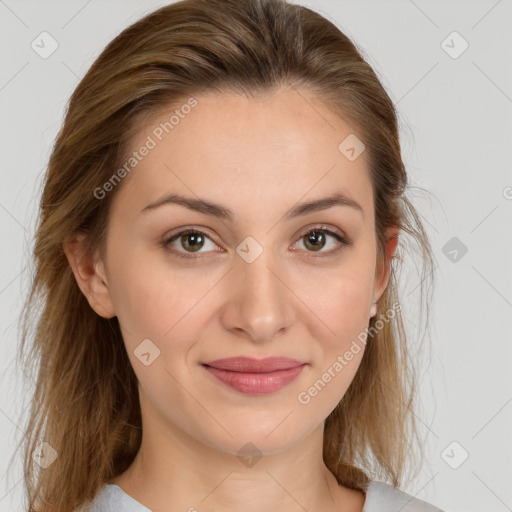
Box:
(201, 357, 307, 395)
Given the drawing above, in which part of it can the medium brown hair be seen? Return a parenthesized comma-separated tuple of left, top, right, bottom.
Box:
(15, 0, 435, 510)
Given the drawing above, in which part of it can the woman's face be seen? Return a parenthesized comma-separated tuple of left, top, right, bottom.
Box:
(91, 88, 393, 456)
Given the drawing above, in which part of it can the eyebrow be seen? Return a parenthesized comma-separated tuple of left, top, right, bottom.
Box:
(140, 192, 364, 220)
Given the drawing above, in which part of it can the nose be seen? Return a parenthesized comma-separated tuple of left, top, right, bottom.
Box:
(220, 250, 295, 343)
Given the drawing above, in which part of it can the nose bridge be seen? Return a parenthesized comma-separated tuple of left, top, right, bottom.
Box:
(221, 244, 294, 342)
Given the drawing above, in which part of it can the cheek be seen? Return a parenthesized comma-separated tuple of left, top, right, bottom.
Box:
(318, 275, 371, 374)
(328, 275, 372, 333)
(300, 259, 375, 344)
(296, 271, 373, 418)
(108, 271, 170, 342)
(107, 249, 219, 357)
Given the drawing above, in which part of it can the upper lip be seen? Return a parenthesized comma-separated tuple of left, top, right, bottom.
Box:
(202, 357, 306, 373)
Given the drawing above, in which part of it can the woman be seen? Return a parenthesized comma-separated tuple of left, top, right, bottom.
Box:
(17, 0, 442, 510)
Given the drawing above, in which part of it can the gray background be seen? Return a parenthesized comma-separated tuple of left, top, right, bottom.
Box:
(1, 0, 511, 511)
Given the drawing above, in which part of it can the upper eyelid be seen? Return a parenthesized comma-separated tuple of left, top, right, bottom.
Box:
(164, 227, 219, 246)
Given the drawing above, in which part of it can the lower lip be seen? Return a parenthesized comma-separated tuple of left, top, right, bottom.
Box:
(202, 364, 306, 395)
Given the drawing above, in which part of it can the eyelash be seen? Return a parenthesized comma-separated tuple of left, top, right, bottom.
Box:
(160, 225, 351, 260)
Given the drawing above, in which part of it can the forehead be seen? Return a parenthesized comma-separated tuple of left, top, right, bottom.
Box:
(110, 88, 373, 222)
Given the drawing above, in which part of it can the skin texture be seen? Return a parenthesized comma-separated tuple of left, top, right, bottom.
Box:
(64, 87, 398, 512)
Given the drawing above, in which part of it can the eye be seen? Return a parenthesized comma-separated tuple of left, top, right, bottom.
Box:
(161, 228, 220, 259)
(160, 224, 351, 260)
(291, 225, 350, 256)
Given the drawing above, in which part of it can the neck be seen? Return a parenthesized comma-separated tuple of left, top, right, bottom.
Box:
(110, 395, 364, 512)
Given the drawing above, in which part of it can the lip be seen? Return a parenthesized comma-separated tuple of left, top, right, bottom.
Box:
(202, 357, 305, 372)
(201, 357, 307, 395)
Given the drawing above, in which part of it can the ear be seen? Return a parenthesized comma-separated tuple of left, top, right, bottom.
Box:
(372, 226, 400, 306)
(62, 232, 116, 319)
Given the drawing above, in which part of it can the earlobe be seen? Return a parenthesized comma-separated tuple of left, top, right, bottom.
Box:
(62, 233, 116, 319)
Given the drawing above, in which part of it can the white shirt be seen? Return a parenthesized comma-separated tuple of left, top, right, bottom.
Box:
(80, 481, 445, 511)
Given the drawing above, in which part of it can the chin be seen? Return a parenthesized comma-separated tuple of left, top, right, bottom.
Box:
(192, 412, 315, 458)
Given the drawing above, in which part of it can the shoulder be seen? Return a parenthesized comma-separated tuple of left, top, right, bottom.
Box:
(78, 481, 445, 512)
(363, 481, 445, 512)
(73, 483, 151, 512)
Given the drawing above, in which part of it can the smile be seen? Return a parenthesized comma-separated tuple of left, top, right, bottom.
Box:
(201, 357, 307, 395)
